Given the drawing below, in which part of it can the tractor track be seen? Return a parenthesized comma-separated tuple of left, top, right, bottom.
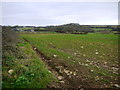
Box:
(23, 38, 90, 88)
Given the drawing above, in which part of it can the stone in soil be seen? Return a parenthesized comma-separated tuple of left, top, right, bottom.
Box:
(57, 76, 63, 80)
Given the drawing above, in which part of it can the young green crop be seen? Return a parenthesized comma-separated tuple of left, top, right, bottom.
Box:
(20, 33, 118, 88)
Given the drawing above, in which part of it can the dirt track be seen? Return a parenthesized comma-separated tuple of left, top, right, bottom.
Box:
(32, 45, 90, 88)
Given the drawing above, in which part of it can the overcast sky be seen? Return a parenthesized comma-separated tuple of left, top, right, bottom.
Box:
(2, 2, 118, 26)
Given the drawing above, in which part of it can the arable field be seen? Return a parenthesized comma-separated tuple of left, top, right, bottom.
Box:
(20, 33, 118, 88)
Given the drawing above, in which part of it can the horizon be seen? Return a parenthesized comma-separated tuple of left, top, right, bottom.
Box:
(1, 23, 118, 27)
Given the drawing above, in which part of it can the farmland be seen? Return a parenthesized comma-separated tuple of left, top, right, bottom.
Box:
(20, 33, 118, 88)
(2, 1, 119, 88)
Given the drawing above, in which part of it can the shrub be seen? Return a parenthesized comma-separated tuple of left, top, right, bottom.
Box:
(2, 26, 19, 65)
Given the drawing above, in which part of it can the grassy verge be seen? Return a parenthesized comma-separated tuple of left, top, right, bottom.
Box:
(2, 40, 56, 88)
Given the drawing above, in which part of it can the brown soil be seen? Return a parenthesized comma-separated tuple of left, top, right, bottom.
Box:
(32, 45, 89, 88)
